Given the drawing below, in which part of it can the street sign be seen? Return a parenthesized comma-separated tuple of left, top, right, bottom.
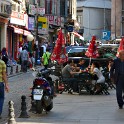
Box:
(67, 25, 73, 32)
(102, 30, 111, 40)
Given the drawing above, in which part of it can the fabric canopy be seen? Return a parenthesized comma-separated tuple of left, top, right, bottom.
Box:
(116, 37, 124, 57)
(72, 32, 84, 40)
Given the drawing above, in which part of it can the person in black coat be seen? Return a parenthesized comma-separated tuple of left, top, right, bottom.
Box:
(110, 50, 124, 109)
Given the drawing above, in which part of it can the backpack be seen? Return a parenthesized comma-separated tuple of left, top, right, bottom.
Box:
(45, 52, 51, 64)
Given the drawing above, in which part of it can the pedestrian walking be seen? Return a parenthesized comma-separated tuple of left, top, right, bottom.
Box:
(0, 53, 9, 119)
(1, 47, 8, 65)
(20, 47, 29, 72)
(110, 50, 124, 109)
(42, 48, 51, 69)
(29, 52, 35, 70)
(1, 47, 8, 73)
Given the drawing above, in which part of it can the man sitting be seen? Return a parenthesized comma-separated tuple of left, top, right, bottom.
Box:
(77, 58, 86, 71)
(62, 60, 81, 93)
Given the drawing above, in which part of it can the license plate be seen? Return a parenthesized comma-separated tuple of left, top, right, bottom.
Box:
(33, 89, 43, 100)
(33, 89, 43, 95)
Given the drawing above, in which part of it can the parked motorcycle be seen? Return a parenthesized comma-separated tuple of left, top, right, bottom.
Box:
(30, 69, 54, 114)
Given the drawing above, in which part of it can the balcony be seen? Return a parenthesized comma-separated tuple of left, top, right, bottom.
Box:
(0, 0, 12, 18)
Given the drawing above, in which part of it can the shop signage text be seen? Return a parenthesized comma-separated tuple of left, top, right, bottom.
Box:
(46, 15, 64, 26)
(28, 17, 35, 30)
(10, 11, 25, 26)
(38, 17, 48, 34)
(28, 4, 45, 16)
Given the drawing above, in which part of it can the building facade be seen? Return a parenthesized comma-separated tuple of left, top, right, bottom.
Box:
(7, 0, 30, 60)
(111, 0, 124, 39)
(77, 0, 111, 40)
(0, 0, 12, 49)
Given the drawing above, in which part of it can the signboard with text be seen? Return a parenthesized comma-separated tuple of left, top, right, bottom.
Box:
(10, 11, 25, 26)
(46, 15, 61, 26)
(28, 17, 35, 30)
(28, 4, 45, 15)
(38, 17, 48, 34)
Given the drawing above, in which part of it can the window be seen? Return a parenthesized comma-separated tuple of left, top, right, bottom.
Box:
(45, 0, 51, 14)
(1, 3, 4, 12)
(12, 4, 16, 11)
(77, 15, 82, 24)
(18, 5, 20, 12)
(60, 0, 65, 16)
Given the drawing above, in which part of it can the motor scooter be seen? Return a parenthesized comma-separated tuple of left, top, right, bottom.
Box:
(30, 69, 53, 114)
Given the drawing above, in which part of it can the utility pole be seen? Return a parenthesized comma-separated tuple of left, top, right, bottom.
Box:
(115, 0, 116, 40)
(35, 1, 39, 64)
(104, 0, 106, 30)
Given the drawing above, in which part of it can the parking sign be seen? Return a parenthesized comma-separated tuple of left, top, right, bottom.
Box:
(102, 30, 111, 40)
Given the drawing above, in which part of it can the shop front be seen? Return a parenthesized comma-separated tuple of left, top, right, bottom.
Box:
(7, 11, 30, 60)
(0, 26, 1, 49)
(0, 16, 8, 50)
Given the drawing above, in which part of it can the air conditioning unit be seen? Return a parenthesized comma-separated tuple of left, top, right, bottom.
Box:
(0, 2, 12, 17)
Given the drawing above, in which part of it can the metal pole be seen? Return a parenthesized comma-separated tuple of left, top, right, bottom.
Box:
(115, 0, 116, 40)
(104, 0, 106, 30)
(35, 3, 38, 64)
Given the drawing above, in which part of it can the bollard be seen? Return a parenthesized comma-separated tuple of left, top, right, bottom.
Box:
(16, 65, 18, 73)
(19, 95, 29, 118)
(10, 66, 13, 75)
(8, 101, 17, 124)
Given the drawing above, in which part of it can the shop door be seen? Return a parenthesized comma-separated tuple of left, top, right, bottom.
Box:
(0, 27, 1, 50)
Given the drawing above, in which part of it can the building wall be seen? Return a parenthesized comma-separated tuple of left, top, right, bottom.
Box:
(111, 0, 122, 39)
(0, 0, 11, 49)
(83, 7, 111, 40)
(69, 0, 77, 20)
(77, 7, 83, 28)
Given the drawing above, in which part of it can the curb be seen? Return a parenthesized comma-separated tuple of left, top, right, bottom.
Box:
(7, 66, 41, 78)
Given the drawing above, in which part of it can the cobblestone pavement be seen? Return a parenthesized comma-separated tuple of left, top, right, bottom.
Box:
(17, 90, 124, 124)
(1, 71, 35, 124)
(1, 67, 124, 124)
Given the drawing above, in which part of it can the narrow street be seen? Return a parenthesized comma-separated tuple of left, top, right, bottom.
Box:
(1, 70, 124, 124)
(1, 71, 34, 124)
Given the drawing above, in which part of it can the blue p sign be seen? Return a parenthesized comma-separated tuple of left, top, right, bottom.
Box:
(102, 31, 111, 40)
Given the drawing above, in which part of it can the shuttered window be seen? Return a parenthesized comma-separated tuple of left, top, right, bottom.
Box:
(60, 0, 65, 16)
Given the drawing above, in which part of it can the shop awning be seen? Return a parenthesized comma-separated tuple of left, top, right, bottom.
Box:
(8, 25, 23, 34)
(23, 30, 31, 36)
(72, 31, 84, 40)
(8, 25, 31, 35)
(14, 27, 23, 34)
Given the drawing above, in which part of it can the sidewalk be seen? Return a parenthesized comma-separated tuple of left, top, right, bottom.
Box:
(7, 64, 22, 78)
(15, 90, 124, 124)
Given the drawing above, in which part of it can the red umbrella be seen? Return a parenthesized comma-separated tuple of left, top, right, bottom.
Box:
(116, 37, 124, 57)
(51, 29, 68, 64)
(85, 36, 99, 65)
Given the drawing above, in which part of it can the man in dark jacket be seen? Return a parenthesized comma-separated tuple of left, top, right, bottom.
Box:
(110, 50, 124, 109)
(62, 60, 81, 93)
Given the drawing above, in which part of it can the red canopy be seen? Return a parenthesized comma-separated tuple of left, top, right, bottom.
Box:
(116, 37, 124, 57)
(85, 36, 99, 58)
(51, 29, 68, 64)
